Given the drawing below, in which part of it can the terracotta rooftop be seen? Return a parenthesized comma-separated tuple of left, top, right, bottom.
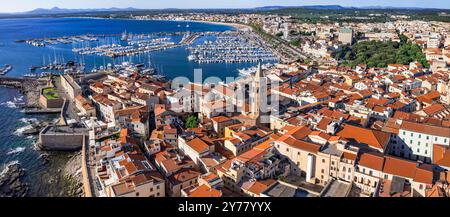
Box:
(211, 115, 233, 123)
(337, 124, 390, 151)
(357, 151, 385, 171)
(400, 120, 450, 138)
(186, 184, 222, 197)
(186, 137, 210, 154)
(433, 144, 450, 168)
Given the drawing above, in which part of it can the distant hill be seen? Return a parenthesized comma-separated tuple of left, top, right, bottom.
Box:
(254, 5, 445, 11)
(254, 5, 347, 11)
(24, 7, 141, 14)
(2, 5, 448, 16)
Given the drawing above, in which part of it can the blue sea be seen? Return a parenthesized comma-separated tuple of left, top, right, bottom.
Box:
(0, 17, 270, 196)
(0, 17, 264, 79)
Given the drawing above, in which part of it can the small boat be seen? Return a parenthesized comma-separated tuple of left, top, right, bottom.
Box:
(30, 66, 39, 71)
(0, 64, 12, 75)
(23, 73, 38, 78)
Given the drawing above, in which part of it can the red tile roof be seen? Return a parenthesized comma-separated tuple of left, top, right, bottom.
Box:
(433, 144, 450, 168)
(357, 152, 385, 171)
(337, 124, 390, 151)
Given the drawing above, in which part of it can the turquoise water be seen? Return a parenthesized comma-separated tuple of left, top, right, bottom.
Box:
(0, 17, 272, 196)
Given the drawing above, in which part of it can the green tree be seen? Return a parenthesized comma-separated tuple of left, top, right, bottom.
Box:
(185, 115, 198, 129)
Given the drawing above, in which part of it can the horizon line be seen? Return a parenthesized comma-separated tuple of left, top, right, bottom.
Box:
(1, 4, 450, 14)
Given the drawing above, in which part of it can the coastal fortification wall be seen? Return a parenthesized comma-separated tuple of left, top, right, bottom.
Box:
(81, 135, 93, 197)
(38, 126, 86, 151)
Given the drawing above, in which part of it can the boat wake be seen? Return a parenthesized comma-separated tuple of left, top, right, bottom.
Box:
(7, 147, 26, 155)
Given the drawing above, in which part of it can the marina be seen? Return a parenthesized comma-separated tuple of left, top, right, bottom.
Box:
(72, 32, 201, 58)
(187, 31, 278, 63)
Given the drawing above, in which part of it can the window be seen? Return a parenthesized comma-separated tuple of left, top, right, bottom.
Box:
(369, 171, 373, 176)
(384, 174, 388, 179)
(419, 184, 423, 190)
(425, 150, 428, 155)
(150, 187, 153, 192)
(136, 192, 139, 196)
(410, 133, 413, 137)
(426, 136, 429, 140)
(157, 185, 160, 190)
(157, 192, 160, 196)
(418, 135, 421, 139)
(321, 169, 325, 174)
(418, 142, 420, 146)
(297, 151, 300, 155)
(322, 159, 325, 163)
(286, 148, 289, 152)
(348, 168, 351, 172)
(332, 161, 335, 165)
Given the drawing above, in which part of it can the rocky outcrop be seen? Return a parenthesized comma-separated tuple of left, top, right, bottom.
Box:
(63, 152, 84, 197)
(0, 162, 28, 197)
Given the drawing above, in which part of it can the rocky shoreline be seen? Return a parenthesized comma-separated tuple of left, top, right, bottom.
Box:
(63, 152, 84, 197)
(0, 162, 28, 197)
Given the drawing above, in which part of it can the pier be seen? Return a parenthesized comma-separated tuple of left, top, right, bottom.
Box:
(23, 107, 62, 115)
(0, 76, 37, 89)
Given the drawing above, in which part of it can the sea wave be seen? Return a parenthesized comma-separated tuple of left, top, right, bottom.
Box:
(0, 160, 20, 177)
(13, 125, 33, 136)
(13, 95, 24, 103)
(7, 147, 26, 155)
(1, 101, 18, 108)
(19, 118, 38, 124)
(1, 95, 26, 109)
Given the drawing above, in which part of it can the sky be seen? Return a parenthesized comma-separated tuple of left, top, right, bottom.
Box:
(1, 0, 449, 13)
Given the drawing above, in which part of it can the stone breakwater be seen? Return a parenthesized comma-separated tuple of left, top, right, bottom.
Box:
(0, 162, 28, 197)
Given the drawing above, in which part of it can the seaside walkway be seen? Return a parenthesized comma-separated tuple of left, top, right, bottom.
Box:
(81, 135, 94, 197)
